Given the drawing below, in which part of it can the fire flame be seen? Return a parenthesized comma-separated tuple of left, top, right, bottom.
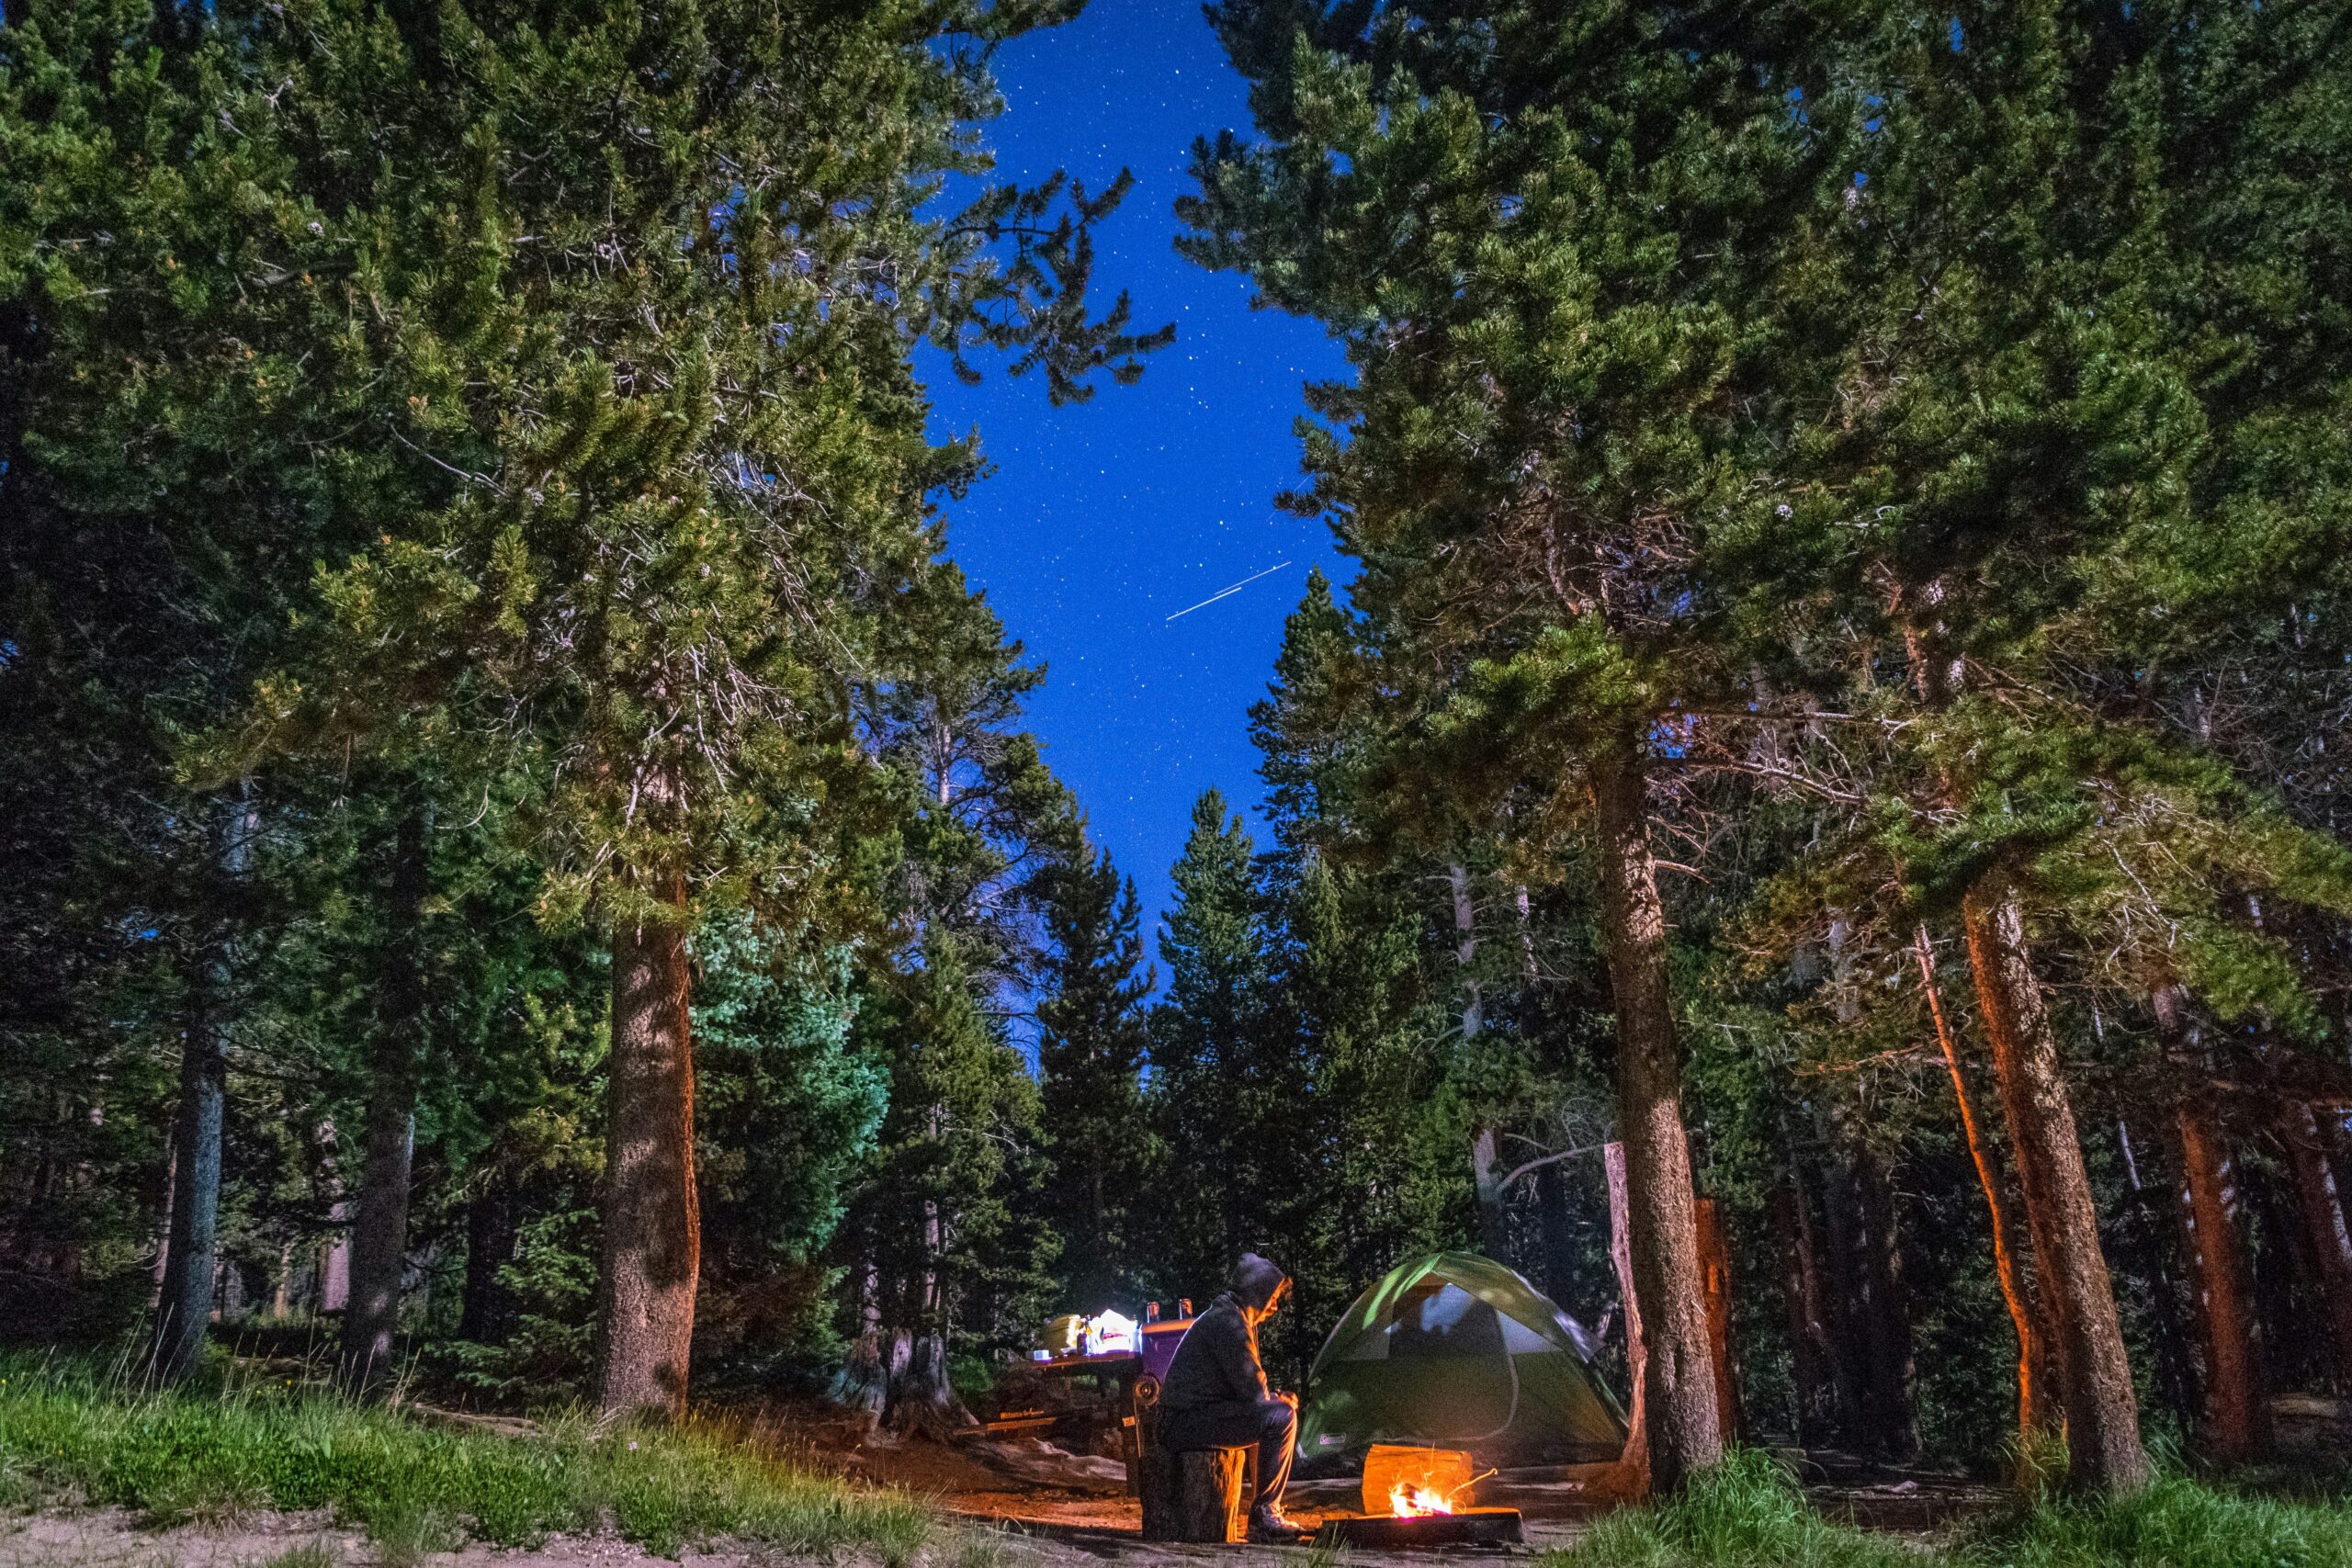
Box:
(1388, 1483, 1456, 1517)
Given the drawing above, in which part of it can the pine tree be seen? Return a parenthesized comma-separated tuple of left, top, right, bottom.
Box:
(1035, 849, 1159, 1310)
(175, 0, 1161, 1419)
(1152, 792, 1272, 1298)
(1179, 1, 1848, 1486)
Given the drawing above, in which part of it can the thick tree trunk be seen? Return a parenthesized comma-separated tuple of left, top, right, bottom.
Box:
(594, 878, 699, 1421)
(341, 807, 429, 1393)
(1961, 886, 2150, 1492)
(2176, 1095, 2269, 1462)
(884, 1327, 972, 1439)
(1917, 929, 2048, 1442)
(1590, 753, 1719, 1492)
(148, 784, 254, 1385)
(2278, 1099, 2352, 1387)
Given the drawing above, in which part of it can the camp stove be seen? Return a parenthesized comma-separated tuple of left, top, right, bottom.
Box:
(1312, 1506, 1525, 1550)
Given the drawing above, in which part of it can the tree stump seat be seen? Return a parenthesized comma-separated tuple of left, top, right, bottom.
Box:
(1136, 1403, 1255, 1544)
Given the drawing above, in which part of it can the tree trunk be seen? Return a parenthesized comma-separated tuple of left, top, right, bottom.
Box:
(148, 784, 254, 1385)
(1771, 1167, 1836, 1448)
(1590, 752, 1720, 1492)
(1853, 1149, 1920, 1459)
(459, 1180, 519, 1343)
(1813, 1139, 1873, 1439)
(2176, 1095, 2269, 1462)
(340, 806, 429, 1393)
(2278, 1099, 2352, 1388)
(1605, 1140, 1647, 1487)
(1960, 886, 2150, 1492)
(1471, 1125, 1511, 1261)
(2116, 1117, 2199, 1423)
(1916, 928, 2048, 1443)
(594, 877, 699, 1421)
(1692, 1196, 1740, 1445)
(883, 1327, 972, 1438)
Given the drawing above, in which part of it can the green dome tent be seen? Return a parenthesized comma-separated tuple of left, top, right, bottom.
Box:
(1297, 1252, 1627, 1469)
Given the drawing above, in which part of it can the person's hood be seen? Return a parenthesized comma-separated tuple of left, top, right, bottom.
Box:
(1230, 1251, 1288, 1312)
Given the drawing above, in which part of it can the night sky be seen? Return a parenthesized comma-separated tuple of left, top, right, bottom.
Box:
(921, 0, 1351, 954)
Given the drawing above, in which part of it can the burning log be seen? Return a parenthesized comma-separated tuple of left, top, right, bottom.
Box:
(1361, 1444, 1476, 1517)
(1314, 1509, 1525, 1550)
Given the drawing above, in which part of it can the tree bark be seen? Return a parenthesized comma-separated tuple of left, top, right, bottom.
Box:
(1590, 752, 1720, 1492)
(1961, 886, 2150, 1492)
(148, 784, 254, 1385)
(340, 806, 429, 1393)
(1916, 928, 2048, 1443)
(1605, 1140, 1647, 1487)
(594, 876, 699, 1421)
(2278, 1099, 2352, 1388)
(2176, 1094, 2270, 1462)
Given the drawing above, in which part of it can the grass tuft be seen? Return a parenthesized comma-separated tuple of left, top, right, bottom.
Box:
(257, 1548, 340, 1568)
(0, 1353, 930, 1563)
(1546, 1449, 1922, 1568)
(1968, 1474, 2352, 1568)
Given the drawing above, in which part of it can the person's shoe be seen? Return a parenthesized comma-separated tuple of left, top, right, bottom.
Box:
(1248, 1508, 1306, 1542)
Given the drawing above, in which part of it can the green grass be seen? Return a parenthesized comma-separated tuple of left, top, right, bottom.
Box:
(1544, 1447, 2352, 1568)
(1546, 1449, 1925, 1568)
(0, 1354, 933, 1563)
(1962, 1475, 2352, 1568)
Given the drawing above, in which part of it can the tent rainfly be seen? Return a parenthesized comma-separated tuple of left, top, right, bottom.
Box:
(1296, 1251, 1627, 1468)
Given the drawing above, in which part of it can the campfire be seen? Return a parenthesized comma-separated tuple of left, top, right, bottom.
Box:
(1315, 1445, 1523, 1550)
(1388, 1481, 1456, 1517)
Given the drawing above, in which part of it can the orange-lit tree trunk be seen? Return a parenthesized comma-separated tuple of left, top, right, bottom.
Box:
(2176, 1094, 2269, 1462)
(1590, 751, 1720, 1493)
(1693, 1197, 1741, 1443)
(2278, 1099, 2352, 1387)
(1916, 929, 2048, 1442)
(1961, 886, 2151, 1492)
(594, 875, 699, 1421)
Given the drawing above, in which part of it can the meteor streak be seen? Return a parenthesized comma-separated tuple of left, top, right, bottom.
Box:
(1163, 559, 1295, 623)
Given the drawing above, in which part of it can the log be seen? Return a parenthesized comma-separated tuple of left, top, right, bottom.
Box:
(1140, 1445, 1251, 1543)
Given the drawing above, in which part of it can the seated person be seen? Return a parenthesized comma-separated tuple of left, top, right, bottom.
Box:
(1158, 1252, 1301, 1540)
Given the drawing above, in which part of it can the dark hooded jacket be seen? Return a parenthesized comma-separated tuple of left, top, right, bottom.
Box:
(1159, 1253, 1288, 1414)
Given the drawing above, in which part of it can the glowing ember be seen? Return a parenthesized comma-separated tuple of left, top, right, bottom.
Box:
(1387, 1483, 1456, 1517)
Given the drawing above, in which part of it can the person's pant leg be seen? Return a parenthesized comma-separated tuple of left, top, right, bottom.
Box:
(1251, 1397, 1295, 1514)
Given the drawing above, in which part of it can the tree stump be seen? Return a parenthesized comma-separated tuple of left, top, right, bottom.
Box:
(1139, 1445, 1252, 1543)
